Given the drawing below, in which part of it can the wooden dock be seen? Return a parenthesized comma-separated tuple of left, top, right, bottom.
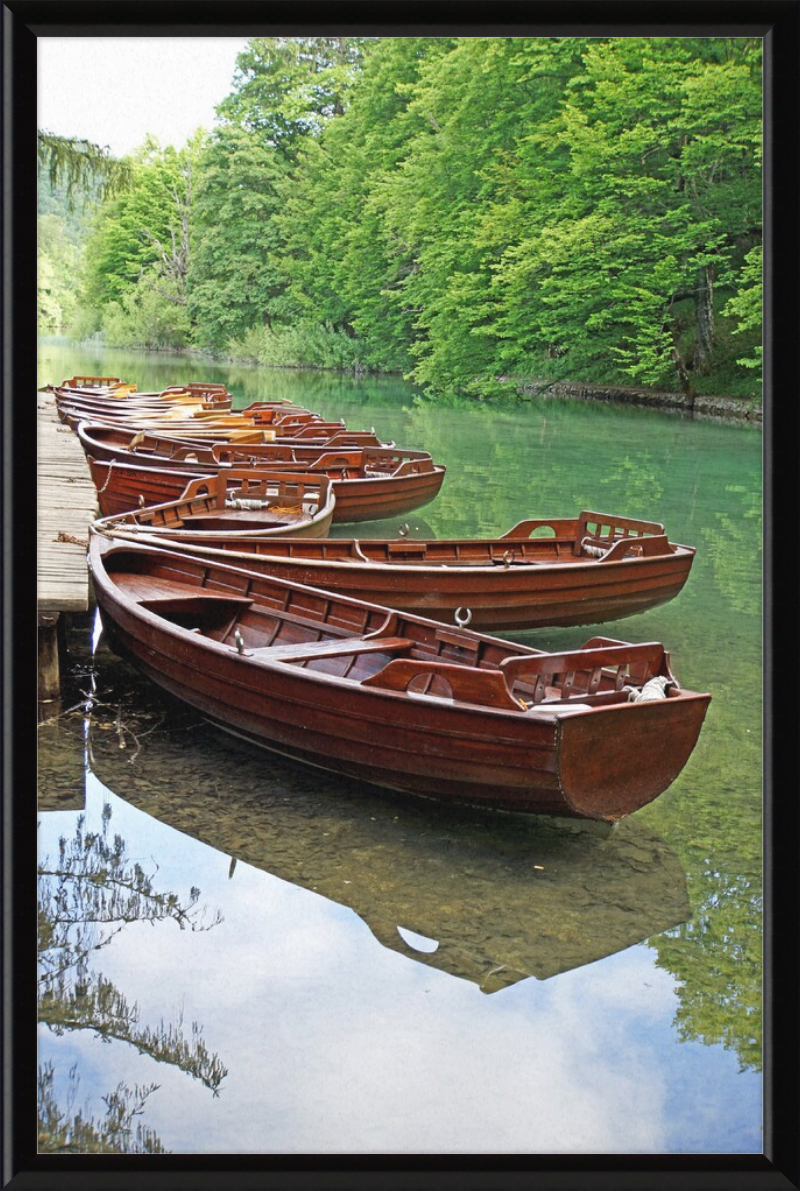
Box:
(38, 389, 98, 696)
(38, 388, 97, 612)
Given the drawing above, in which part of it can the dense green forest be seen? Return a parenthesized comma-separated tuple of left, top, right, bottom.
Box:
(38, 35, 762, 401)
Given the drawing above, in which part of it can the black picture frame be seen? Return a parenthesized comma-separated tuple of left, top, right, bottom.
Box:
(9, 3, 799, 1188)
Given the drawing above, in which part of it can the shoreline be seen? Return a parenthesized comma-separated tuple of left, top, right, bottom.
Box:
(39, 339, 762, 426)
(518, 380, 761, 426)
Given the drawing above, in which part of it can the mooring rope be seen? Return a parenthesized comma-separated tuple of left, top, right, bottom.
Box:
(96, 458, 116, 495)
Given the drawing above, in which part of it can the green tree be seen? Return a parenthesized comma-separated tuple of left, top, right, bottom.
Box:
(37, 140, 126, 338)
(100, 282, 192, 349)
(38, 214, 81, 332)
(110, 34, 761, 395)
(185, 36, 370, 355)
(375, 37, 589, 396)
(219, 36, 368, 154)
(722, 243, 762, 380)
(278, 36, 453, 370)
(38, 131, 133, 205)
(80, 137, 200, 345)
(186, 126, 291, 352)
(488, 38, 762, 395)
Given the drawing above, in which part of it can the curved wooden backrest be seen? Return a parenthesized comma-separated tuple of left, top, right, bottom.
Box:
(362, 658, 523, 711)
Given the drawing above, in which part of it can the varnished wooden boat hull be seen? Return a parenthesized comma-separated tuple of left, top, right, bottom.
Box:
(87, 455, 446, 524)
(93, 471, 336, 542)
(89, 539, 710, 820)
(94, 503, 696, 630)
(111, 532, 693, 630)
(61, 406, 331, 434)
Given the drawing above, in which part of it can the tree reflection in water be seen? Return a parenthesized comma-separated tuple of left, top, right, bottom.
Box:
(37, 802, 227, 1153)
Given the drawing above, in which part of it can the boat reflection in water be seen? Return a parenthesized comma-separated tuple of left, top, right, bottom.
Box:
(84, 655, 690, 995)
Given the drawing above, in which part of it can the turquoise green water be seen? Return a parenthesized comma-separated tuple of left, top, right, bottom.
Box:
(38, 343, 762, 1155)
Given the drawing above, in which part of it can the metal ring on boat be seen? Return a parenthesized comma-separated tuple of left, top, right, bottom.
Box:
(503, 550, 514, 568)
(398, 522, 409, 537)
(454, 607, 472, 627)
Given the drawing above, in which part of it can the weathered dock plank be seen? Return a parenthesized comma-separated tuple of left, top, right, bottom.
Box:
(38, 389, 97, 614)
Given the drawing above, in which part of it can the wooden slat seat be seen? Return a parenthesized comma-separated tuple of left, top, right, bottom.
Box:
(259, 636, 415, 663)
(113, 570, 252, 603)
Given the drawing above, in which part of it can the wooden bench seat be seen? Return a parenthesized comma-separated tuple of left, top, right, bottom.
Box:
(116, 571, 247, 603)
(255, 635, 415, 663)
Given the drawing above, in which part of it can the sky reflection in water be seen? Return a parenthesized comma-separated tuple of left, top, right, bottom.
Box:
(38, 765, 761, 1155)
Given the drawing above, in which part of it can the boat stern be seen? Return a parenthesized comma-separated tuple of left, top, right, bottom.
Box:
(554, 693, 711, 820)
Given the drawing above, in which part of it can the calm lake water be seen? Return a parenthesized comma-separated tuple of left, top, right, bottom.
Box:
(37, 342, 763, 1155)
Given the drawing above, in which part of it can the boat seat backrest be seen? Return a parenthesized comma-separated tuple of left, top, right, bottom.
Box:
(499, 518, 577, 541)
(391, 458, 431, 477)
(362, 658, 522, 711)
(575, 511, 665, 556)
(499, 642, 665, 702)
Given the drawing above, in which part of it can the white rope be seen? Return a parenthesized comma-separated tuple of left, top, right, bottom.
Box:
(626, 676, 672, 702)
(225, 497, 273, 510)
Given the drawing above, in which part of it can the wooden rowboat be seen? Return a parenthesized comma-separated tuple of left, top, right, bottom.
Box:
(59, 401, 230, 429)
(92, 471, 336, 541)
(53, 377, 228, 395)
(77, 424, 404, 469)
(68, 410, 384, 447)
(122, 421, 388, 445)
(61, 406, 350, 440)
(59, 400, 337, 434)
(51, 378, 336, 429)
(55, 393, 305, 419)
(50, 375, 133, 395)
(54, 388, 230, 409)
(97, 511, 694, 630)
(85, 442, 446, 524)
(88, 536, 710, 820)
(51, 378, 234, 408)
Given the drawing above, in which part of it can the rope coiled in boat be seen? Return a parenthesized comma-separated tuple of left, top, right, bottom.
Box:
(626, 676, 673, 702)
(225, 497, 274, 510)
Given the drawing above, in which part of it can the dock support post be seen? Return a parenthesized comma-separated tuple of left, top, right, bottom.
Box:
(38, 613, 66, 699)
